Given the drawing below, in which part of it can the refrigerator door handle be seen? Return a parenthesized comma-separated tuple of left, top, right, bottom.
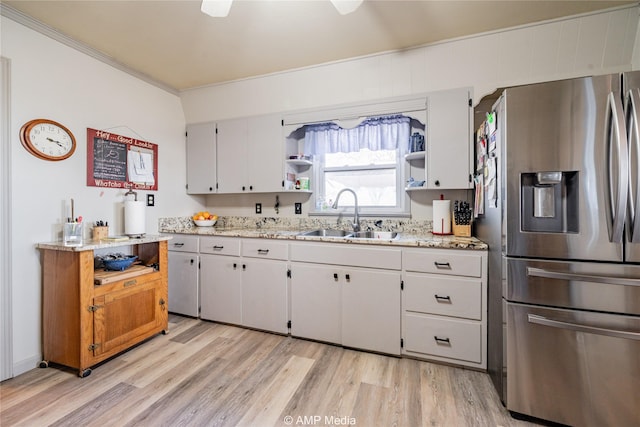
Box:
(626, 88, 640, 242)
(527, 266, 640, 287)
(528, 314, 640, 341)
(606, 91, 629, 243)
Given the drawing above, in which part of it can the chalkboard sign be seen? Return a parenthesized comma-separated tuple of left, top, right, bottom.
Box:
(86, 128, 158, 190)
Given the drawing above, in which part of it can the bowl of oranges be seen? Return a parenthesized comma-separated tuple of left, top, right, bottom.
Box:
(192, 211, 218, 227)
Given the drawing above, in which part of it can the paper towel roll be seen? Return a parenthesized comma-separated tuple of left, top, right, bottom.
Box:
(433, 199, 451, 235)
(124, 200, 146, 236)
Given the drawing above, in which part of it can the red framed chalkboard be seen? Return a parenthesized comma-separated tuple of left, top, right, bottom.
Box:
(86, 128, 158, 191)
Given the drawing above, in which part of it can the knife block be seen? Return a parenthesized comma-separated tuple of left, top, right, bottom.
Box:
(453, 223, 471, 237)
(92, 226, 108, 240)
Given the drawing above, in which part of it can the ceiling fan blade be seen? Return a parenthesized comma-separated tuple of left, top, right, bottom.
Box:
(330, 0, 363, 15)
(201, 0, 233, 18)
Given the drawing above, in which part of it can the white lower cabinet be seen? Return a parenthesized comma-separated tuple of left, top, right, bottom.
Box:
(199, 237, 289, 334)
(241, 239, 289, 334)
(167, 236, 200, 317)
(341, 267, 401, 355)
(199, 236, 242, 325)
(401, 248, 488, 369)
(200, 253, 242, 325)
(290, 242, 402, 355)
(290, 263, 342, 344)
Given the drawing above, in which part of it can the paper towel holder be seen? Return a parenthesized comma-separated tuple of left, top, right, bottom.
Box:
(124, 189, 138, 201)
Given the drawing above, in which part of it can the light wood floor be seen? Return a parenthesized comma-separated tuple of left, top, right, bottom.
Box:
(1, 315, 541, 427)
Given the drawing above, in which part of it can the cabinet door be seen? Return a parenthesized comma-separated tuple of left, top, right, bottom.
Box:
(216, 118, 247, 193)
(168, 252, 199, 317)
(200, 254, 242, 324)
(290, 263, 341, 344)
(242, 259, 288, 334)
(342, 268, 401, 355)
(427, 87, 472, 189)
(247, 114, 284, 192)
(93, 279, 166, 356)
(186, 122, 217, 194)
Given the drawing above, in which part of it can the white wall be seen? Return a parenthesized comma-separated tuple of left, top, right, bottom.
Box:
(1, 17, 206, 376)
(180, 5, 639, 221)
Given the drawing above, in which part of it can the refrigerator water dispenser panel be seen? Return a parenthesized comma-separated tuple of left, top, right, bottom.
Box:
(521, 171, 579, 233)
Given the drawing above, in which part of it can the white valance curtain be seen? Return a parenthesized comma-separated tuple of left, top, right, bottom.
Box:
(303, 114, 411, 155)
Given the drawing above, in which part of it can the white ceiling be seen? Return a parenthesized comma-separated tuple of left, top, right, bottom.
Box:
(3, 0, 635, 93)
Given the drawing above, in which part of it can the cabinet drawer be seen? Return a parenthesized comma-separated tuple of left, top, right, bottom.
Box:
(199, 236, 241, 256)
(403, 249, 483, 277)
(403, 273, 481, 320)
(167, 235, 199, 253)
(291, 242, 401, 270)
(404, 313, 481, 363)
(242, 239, 288, 260)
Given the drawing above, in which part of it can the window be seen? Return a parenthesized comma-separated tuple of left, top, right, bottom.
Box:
(304, 113, 424, 216)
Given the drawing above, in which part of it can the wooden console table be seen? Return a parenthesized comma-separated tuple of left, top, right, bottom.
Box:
(37, 236, 170, 377)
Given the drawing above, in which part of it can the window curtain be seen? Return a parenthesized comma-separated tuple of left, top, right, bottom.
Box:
(304, 114, 410, 155)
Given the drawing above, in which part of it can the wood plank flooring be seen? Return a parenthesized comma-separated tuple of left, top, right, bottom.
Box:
(1, 315, 541, 427)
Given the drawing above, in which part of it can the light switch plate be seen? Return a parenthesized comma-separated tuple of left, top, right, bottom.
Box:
(295, 203, 302, 214)
(255, 203, 262, 214)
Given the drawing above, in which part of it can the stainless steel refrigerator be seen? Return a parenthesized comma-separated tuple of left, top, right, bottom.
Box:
(476, 71, 640, 426)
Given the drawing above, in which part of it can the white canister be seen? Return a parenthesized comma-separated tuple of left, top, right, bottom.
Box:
(433, 199, 451, 235)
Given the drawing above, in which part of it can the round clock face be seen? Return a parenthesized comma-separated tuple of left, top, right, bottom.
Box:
(20, 119, 76, 161)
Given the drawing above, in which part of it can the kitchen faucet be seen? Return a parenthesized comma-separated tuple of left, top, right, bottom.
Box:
(332, 188, 360, 232)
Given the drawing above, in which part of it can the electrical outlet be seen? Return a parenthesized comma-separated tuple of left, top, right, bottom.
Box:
(255, 203, 262, 214)
(295, 203, 302, 215)
(146, 194, 155, 206)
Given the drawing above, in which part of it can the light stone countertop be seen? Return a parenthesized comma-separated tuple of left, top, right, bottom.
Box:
(36, 235, 172, 252)
(159, 217, 487, 251)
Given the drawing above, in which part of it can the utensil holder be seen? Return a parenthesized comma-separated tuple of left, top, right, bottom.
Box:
(63, 222, 83, 246)
(93, 226, 108, 240)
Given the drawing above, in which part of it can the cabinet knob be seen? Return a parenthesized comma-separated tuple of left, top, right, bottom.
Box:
(242, 186, 246, 191)
(159, 298, 166, 311)
(345, 273, 351, 282)
(434, 180, 441, 187)
(190, 259, 194, 265)
(242, 264, 246, 271)
(209, 187, 213, 191)
(333, 273, 339, 281)
(233, 263, 237, 269)
(249, 185, 253, 191)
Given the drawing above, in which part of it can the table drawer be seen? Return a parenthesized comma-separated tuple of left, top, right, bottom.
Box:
(403, 313, 481, 363)
(403, 273, 482, 320)
(403, 249, 483, 277)
(242, 239, 288, 260)
(167, 235, 199, 253)
(199, 236, 241, 256)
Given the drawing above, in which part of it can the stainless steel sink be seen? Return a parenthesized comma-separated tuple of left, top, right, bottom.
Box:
(349, 231, 399, 240)
(298, 229, 352, 238)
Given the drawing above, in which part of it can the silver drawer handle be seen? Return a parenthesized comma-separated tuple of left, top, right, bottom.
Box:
(528, 314, 640, 341)
(527, 267, 640, 287)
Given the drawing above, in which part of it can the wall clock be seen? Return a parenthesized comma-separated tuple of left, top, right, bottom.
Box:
(20, 119, 76, 161)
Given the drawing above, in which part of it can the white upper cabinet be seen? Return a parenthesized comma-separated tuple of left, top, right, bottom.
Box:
(186, 122, 217, 194)
(216, 114, 284, 193)
(426, 87, 473, 189)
